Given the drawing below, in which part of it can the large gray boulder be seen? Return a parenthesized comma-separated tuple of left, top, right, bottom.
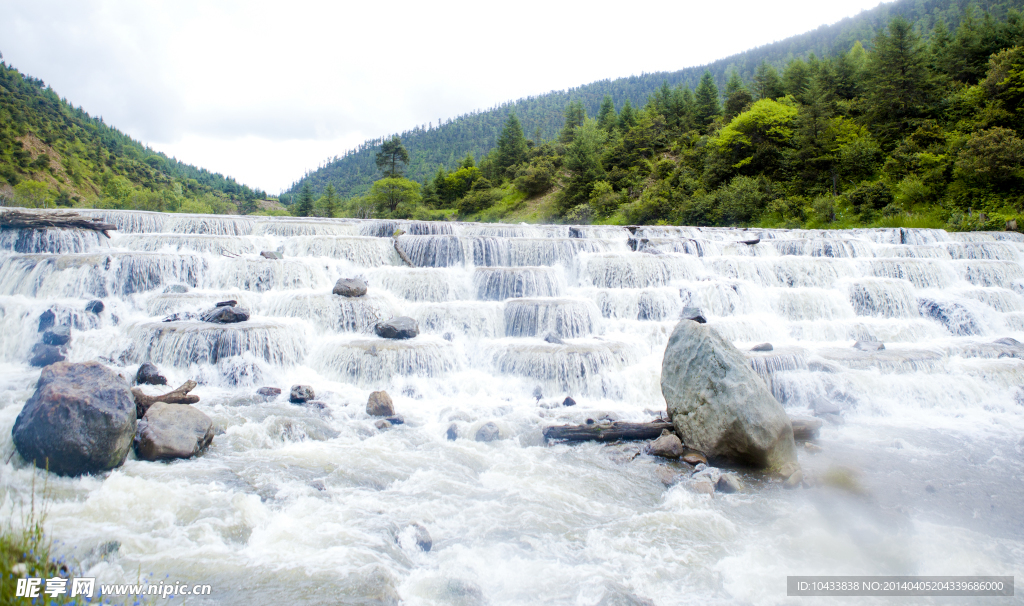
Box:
(333, 277, 367, 297)
(12, 362, 136, 476)
(375, 317, 419, 339)
(134, 402, 214, 461)
(660, 321, 797, 473)
(201, 306, 249, 324)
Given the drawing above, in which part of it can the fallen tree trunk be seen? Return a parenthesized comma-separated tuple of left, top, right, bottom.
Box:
(0, 209, 116, 237)
(392, 238, 415, 267)
(543, 420, 674, 443)
(132, 380, 199, 417)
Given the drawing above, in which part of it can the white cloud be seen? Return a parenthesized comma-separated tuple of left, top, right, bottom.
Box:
(0, 0, 886, 193)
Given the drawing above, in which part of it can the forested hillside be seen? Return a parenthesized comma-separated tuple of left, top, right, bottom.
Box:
(0, 55, 271, 214)
(288, 0, 1024, 200)
(299, 4, 1024, 232)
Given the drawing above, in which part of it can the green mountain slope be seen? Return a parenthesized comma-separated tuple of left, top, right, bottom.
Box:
(0, 55, 269, 213)
(288, 0, 1024, 200)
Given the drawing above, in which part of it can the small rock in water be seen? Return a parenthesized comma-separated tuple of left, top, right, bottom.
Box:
(446, 423, 458, 440)
(134, 402, 214, 461)
(163, 284, 188, 294)
(375, 419, 392, 430)
(202, 306, 249, 323)
(648, 430, 683, 459)
(925, 484, 936, 493)
(680, 307, 707, 323)
(411, 523, 432, 552)
(750, 342, 773, 352)
(42, 326, 71, 346)
(853, 340, 885, 351)
(162, 311, 199, 323)
(810, 395, 842, 417)
(333, 277, 368, 297)
(562, 396, 576, 407)
(289, 385, 315, 403)
(655, 466, 687, 486)
(690, 479, 716, 495)
(532, 386, 543, 400)
(366, 390, 395, 416)
(681, 450, 707, 466)
(789, 416, 822, 440)
(135, 362, 168, 386)
(442, 331, 454, 342)
(215, 300, 238, 308)
(475, 422, 500, 442)
(443, 579, 484, 605)
(717, 473, 743, 493)
(803, 442, 823, 454)
(783, 469, 804, 489)
(37, 309, 55, 332)
(543, 332, 564, 344)
(374, 316, 419, 339)
(310, 480, 326, 491)
(256, 386, 281, 397)
(29, 343, 65, 367)
(385, 415, 404, 425)
(259, 251, 283, 260)
(85, 300, 104, 314)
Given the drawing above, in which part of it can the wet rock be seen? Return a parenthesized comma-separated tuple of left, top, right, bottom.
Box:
(375, 419, 392, 430)
(690, 479, 716, 495)
(85, 300, 104, 314)
(289, 384, 315, 403)
(442, 579, 484, 606)
(543, 332, 564, 344)
(411, 523, 432, 552)
(717, 473, 743, 493)
(446, 423, 458, 440)
(202, 306, 249, 323)
(783, 469, 804, 489)
(807, 360, 839, 373)
(301, 400, 331, 416)
(310, 480, 326, 491)
(134, 402, 214, 461)
(562, 396, 576, 407)
(925, 484, 936, 493)
(680, 307, 707, 323)
(256, 386, 281, 397)
(333, 277, 368, 297)
(750, 342, 773, 352)
(161, 311, 200, 322)
(443, 331, 454, 342)
(135, 362, 168, 386)
(648, 430, 683, 459)
(12, 361, 136, 476)
(163, 284, 189, 294)
(260, 250, 283, 260)
(681, 450, 707, 466)
(810, 395, 842, 416)
(215, 300, 238, 308)
(803, 442, 823, 453)
(853, 340, 885, 351)
(790, 416, 822, 440)
(37, 309, 55, 332)
(42, 326, 71, 346)
(532, 386, 543, 400)
(475, 422, 500, 442)
(367, 390, 395, 416)
(739, 236, 761, 245)
(385, 415, 405, 425)
(655, 466, 687, 486)
(995, 337, 1022, 347)
(374, 316, 419, 339)
(29, 343, 65, 367)
(661, 320, 798, 472)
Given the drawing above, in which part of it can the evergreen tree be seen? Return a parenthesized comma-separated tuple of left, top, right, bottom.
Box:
(559, 119, 607, 212)
(495, 113, 528, 179)
(618, 100, 638, 131)
(560, 100, 587, 143)
(865, 16, 937, 144)
(753, 61, 785, 100)
(294, 183, 314, 217)
(375, 136, 410, 178)
(783, 59, 812, 101)
(724, 70, 754, 119)
(597, 95, 617, 131)
(694, 71, 722, 131)
(320, 183, 338, 217)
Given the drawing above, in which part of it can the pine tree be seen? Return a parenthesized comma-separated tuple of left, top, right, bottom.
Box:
(560, 100, 587, 143)
(294, 183, 314, 217)
(321, 183, 338, 217)
(597, 95, 617, 131)
(495, 113, 528, 179)
(618, 100, 638, 131)
(753, 61, 784, 100)
(724, 70, 753, 119)
(865, 16, 937, 144)
(694, 71, 721, 131)
(375, 136, 410, 178)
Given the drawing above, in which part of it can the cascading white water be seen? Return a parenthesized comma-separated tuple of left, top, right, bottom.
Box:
(0, 211, 1022, 605)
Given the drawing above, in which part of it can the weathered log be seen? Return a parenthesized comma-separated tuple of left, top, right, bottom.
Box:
(543, 420, 674, 443)
(131, 380, 199, 417)
(0, 210, 116, 237)
(392, 238, 415, 267)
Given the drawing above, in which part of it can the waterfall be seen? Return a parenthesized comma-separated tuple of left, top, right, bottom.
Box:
(2, 210, 1023, 604)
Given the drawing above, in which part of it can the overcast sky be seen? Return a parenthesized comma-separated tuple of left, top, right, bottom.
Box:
(0, 0, 886, 194)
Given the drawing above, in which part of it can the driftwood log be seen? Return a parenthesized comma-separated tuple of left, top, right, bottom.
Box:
(132, 380, 199, 417)
(543, 420, 674, 443)
(393, 238, 415, 267)
(0, 209, 116, 237)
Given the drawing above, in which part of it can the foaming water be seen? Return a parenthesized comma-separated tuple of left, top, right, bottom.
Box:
(0, 212, 1022, 605)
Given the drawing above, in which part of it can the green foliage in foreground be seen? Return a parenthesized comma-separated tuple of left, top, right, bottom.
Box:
(0, 54, 269, 214)
(330, 7, 1024, 232)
